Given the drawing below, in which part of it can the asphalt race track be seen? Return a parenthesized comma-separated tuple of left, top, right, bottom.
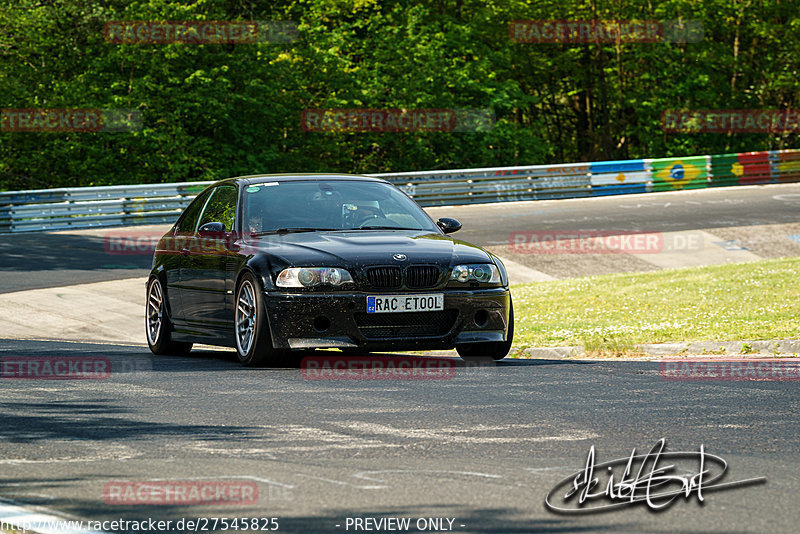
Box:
(2, 183, 800, 533)
(1, 339, 798, 533)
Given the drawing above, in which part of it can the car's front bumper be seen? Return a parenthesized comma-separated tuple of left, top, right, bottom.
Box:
(263, 288, 511, 351)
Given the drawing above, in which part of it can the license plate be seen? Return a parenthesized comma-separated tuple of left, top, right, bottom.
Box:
(366, 294, 444, 313)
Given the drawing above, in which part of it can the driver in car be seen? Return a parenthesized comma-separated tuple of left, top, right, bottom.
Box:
(342, 200, 387, 228)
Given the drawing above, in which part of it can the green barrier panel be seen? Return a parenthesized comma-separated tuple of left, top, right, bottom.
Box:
(708, 153, 740, 187)
(651, 155, 708, 192)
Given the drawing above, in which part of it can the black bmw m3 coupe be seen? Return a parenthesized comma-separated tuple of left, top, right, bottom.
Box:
(146, 174, 513, 365)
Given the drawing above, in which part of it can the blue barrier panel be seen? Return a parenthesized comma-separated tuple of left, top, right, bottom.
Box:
(590, 159, 650, 196)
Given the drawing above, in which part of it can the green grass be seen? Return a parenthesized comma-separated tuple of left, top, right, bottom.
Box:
(512, 256, 800, 350)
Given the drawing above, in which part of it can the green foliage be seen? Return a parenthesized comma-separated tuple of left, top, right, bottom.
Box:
(1, 0, 799, 190)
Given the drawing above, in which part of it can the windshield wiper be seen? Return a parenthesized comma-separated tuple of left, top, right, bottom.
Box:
(355, 226, 425, 231)
(256, 227, 341, 235)
(253, 226, 426, 235)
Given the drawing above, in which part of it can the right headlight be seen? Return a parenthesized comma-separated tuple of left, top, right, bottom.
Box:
(276, 267, 354, 288)
(450, 264, 502, 284)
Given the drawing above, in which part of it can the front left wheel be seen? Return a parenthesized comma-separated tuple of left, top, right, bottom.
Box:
(146, 277, 193, 355)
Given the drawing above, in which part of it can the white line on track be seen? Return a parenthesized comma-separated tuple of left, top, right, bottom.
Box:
(295, 473, 388, 490)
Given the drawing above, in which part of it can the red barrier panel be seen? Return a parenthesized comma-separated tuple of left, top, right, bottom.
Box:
(736, 151, 772, 185)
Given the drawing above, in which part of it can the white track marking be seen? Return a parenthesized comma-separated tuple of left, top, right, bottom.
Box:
(295, 474, 387, 490)
(492, 254, 557, 283)
(129, 475, 295, 489)
(352, 470, 502, 483)
(630, 229, 761, 269)
(336, 422, 597, 444)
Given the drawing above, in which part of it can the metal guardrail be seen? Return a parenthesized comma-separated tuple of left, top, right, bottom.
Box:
(0, 182, 210, 232)
(2, 149, 799, 233)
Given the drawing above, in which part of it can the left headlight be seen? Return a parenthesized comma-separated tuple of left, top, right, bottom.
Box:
(450, 263, 502, 284)
(276, 267, 354, 288)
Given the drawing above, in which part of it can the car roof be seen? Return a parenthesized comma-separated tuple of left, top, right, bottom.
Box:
(226, 173, 390, 186)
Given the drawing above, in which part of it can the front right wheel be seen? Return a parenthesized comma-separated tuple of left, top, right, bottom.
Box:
(456, 301, 514, 361)
(235, 272, 284, 367)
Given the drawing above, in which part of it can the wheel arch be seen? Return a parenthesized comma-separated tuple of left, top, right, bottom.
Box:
(240, 254, 277, 291)
(148, 266, 176, 325)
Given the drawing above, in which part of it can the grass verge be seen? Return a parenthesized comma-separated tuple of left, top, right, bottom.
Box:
(512, 256, 800, 351)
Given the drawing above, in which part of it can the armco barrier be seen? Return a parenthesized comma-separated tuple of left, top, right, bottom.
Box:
(709, 151, 776, 188)
(774, 149, 800, 183)
(650, 155, 710, 192)
(0, 182, 209, 232)
(1, 149, 799, 233)
(737, 151, 773, 185)
(382, 162, 591, 206)
(589, 159, 649, 196)
(709, 153, 741, 188)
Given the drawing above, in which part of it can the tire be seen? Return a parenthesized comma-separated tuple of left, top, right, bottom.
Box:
(234, 271, 283, 366)
(146, 276, 193, 356)
(456, 300, 514, 361)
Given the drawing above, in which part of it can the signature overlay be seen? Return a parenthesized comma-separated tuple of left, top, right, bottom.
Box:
(545, 439, 766, 514)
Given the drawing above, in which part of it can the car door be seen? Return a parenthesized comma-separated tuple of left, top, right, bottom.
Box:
(178, 184, 238, 331)
(166, 188, 213, 323)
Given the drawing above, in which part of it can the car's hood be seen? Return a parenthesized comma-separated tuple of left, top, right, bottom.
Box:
(241, 230, 492, 268)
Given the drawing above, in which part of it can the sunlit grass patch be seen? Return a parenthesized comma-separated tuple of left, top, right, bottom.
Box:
(511, 256, 800, 349)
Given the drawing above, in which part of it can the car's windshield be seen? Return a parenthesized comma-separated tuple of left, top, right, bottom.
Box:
(242, 180, 439, 233)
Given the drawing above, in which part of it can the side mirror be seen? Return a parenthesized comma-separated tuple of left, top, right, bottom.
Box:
(437, 217, 462, 234)
(198, 221, 226, 235)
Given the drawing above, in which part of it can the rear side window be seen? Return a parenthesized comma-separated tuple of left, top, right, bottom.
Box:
(197, 185, 237, 231)
(176, 189, 212, 234)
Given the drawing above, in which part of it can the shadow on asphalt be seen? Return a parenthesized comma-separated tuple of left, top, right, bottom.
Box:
(0, 339, 599, 374)
(0, 399, 254, 444)
(0, 231, 154, 272)
(0, 230, 153, 292)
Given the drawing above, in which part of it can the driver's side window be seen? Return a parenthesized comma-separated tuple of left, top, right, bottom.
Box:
(197, 185, 237, 232)
(176, 189, 212, 235)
